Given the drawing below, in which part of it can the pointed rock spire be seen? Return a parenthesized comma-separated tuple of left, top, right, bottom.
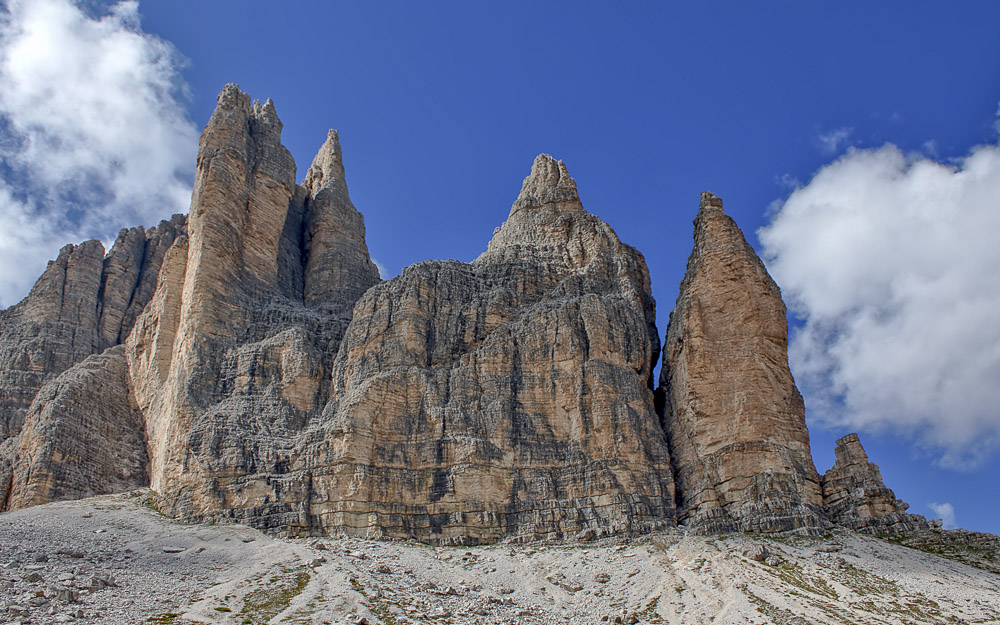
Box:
(510, 154, 581, 214)
(661, 192, 826, 533)
(304, 129, 347, 196)
(301, 129, 380, 307)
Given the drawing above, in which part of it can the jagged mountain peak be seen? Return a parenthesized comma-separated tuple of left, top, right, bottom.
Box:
(699, 190, 724, 211)
(510, 153, 581, 214)
(303, 129, 347, 196)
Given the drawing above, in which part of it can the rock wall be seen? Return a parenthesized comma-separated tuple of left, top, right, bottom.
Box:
(821, 433, 929, 533)
(300, 154, 675, 543)
(6, 346, 148, 509)
(660, 192, 826, 534)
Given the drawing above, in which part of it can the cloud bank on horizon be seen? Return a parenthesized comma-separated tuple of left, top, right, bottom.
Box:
(0, 0, 196, 307)
(761, 140, 1000, 468)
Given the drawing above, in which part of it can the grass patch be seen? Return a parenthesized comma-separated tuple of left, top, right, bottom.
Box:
(147, 614, 179, 624)
(238, 565, 310, 625)
(758, 559, 840, 600)
(349, 578, 403, 625)
(881, 531, 1000, 575)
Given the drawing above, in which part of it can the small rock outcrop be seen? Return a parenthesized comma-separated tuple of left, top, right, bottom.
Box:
(6, 346, 149, 509)
(660, 192, 826, 534)
(821, 433, 929, 533)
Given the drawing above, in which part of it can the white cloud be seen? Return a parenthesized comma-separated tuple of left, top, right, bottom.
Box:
(0, 0, 196, 307)
(929, 502, 957, 530)
(816, 126, 853, 154)
(371, 257, 388, 279)
(759, 143, 1000, 468)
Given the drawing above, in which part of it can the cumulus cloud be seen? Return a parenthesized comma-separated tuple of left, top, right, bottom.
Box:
(816, 126, 853, 154)
(759, 143, 1000, 468)
(929, 502, 957, 530)
(0, 0, 197, 307)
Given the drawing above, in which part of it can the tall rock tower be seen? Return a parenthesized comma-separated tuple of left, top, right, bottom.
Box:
(661, 192, 826, 533)
(305, 154, 676, 543)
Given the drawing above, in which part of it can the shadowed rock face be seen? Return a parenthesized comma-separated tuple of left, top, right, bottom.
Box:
(0, 217, 185, 511)
(6, 346, 149, 509)
(660, 192, 826, 534)
(821, 433, 929, 533)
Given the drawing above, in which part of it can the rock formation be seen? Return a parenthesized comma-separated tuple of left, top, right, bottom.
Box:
(124, 85, 381, 532)
(0, 85, 929, 543)
(301, 154, 675, 543)
(6, 346, 148, 509)
(0, 216, 185, 510)
(660, 192, 826, 533)
(821, 433, 929, 533)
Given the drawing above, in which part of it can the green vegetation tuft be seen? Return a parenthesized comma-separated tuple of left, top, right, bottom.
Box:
(238, 565, 310, 625)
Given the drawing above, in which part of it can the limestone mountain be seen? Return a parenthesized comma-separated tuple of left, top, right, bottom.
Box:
(0, 85, 927, 543)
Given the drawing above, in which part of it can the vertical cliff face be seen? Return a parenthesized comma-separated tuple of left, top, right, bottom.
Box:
(303, 154, 674, 543)
(126, 85, 381, 529)
(661, 192, 826, 533)
(821, 433, 929, 533)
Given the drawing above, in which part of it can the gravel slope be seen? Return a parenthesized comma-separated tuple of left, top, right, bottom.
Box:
(1, 492, 998, 625)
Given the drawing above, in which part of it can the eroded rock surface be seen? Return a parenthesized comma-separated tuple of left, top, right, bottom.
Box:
(821, 433, 929, 533)
(299, 154, 675, 543)
(6, 346, 148, 509)
(126, 85, 381, 531)
(660, 192, 826, 534)
(0, 218, 184, 510)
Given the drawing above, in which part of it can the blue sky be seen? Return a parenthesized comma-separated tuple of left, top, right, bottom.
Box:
(1, 1, 999, 534)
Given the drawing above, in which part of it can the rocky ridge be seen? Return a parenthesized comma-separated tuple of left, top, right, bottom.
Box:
(0, 85, 929, 543)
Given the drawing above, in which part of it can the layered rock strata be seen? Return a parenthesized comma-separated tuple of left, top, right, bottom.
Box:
(6, 346, 149, 509)
(660, 192, 826, 533)
(299, 154, 676, 543)
(821, 433, 929, 533)
(125, 85, 381, 531)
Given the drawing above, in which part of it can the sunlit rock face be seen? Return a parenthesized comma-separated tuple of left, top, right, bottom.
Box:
(304, 154, 676, 543)
(821, 433, 929, 533)
(124, 85, 381, 531)
(659, 192, 827, 534)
